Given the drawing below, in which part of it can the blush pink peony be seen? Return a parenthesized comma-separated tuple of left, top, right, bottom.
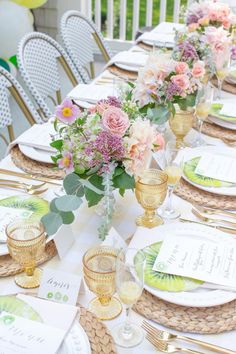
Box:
(102, 106, 130, 136)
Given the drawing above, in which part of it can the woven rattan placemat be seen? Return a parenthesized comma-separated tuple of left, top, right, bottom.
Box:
(134, 290, 236, 334)
(175, 178, 236, 209)
(193, 118, 236, 142)
(80, 307, 116, 354)
(108, 65, 138, 81)
(10, 145, 64, 179)
(212, 77, 236, 95)
(0, 240, 57, 277)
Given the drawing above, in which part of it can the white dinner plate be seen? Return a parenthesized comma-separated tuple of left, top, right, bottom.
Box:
(129, 223, 236, 307)
(114, 63, 142, 72)
(182, 146, 236, 196)
(141, 39, 174, 48)
(60, 321, 91, 354)
(19, 144, 54, 164)
(208, 115, 236, 130)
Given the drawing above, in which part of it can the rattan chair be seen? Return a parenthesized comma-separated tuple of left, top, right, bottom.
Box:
(60, 11, 112, 81)
(17, 32, 83, 121)
(0, 67, 42, 144)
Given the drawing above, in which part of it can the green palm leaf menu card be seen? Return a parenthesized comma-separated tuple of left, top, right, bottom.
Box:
(153, 234, 236, 288)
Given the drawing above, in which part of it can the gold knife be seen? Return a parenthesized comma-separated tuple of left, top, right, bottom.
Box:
(180, 218, 236, 235)
(0, 169, 62, 186)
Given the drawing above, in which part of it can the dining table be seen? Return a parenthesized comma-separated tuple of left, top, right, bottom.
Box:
(1, 22, 236, 353)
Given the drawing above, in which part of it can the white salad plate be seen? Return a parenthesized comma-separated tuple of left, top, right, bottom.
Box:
(129, 223, 236, 307)
(60, 321, 91, 354)
(208, 115, 236, 130)
(182, 146, 236, 196)
(19, 144, 54, 164)
(114, 62, 143, 72)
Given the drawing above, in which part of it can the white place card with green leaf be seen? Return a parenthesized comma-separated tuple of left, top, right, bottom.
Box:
(195, 153, 236, 184)
(153, 234, 236, 288)
(38, 268, 84, 305)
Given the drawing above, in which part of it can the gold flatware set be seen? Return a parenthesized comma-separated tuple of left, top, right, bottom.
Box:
(142, 321, 236, 354)
(0, 179, 47, 195)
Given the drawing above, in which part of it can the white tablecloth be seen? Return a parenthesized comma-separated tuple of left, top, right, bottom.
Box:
(1, 125, 236, 352)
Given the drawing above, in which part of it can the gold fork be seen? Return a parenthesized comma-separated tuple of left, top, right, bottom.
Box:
(0, 182, 47, 195)
(146, 333, 203, 354)
(194, 204, 236, 219)
(0, 179, 46, 190)
(192, 208, 236, 227)
(143, 321, 235, 354)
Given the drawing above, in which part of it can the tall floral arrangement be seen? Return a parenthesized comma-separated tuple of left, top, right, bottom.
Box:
(42, 96, 164, 239)
(133, 52, 205, 124)
(186, 0, 236, 32)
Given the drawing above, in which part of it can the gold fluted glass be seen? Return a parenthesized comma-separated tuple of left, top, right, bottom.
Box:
(83, 245, 122, 320)
(135, 169, 168, 228)
(169, 108, 194, 148)
(6, 219, 46, 289)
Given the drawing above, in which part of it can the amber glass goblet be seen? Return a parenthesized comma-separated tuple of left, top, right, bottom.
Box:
(83, 245, 122, 320)
(135, 169, 168, 228)
(6, 219, 46, 289)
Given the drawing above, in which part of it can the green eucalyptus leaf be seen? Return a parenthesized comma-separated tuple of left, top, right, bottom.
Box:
(84, 187, 103, 207)
(50, 198, 60, 212)
(63, 173, 84, 197)
(55, 195, 82, 212)
(60, 211, 75, 224)
(41, 212, 63, 236)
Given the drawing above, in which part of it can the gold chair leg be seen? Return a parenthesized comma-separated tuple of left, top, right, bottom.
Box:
(7, 125, 15, 142)
(58, 56, 78, 87)
(92, 32, 110, 63)
(56, 90, 62, 105)
(0, 133, 9, 146)
(8, 86, 36, 126)
(90, 62, 95, 79)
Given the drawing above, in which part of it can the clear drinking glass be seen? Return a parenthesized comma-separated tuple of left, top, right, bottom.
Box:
(192, 83, 213, 147)
(216, 56, 230, 100)
(6, 219, 46, 289)
(112, 248, 146, 348)
(161, 141, 183, 220)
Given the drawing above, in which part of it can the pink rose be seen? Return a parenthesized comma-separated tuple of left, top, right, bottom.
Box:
(175, 62, 189, 75)
(171, 74, 190, 90)
(192, 61, 205, 78)
(222, 18, 230, 29)
(188, 23, 199, 32)
(102, 106, 130, 136)
(209, 9, 218, 22)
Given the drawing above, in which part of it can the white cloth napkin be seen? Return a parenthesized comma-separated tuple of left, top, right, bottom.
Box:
(68, 84, 117, 103)
(152, 21, 186, 34)
(7, 122, 56, 154)
(107, 51, 148, 69)
(137, 32, 175, 47)
(17, 294, 78, 332)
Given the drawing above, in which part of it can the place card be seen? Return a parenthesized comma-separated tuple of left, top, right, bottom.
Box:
(38, 268, 84, 305)
(102, 227, 127, 249)
(53, 225, 75, 259)
(0, 311, 65, 354)
(0, 206, 32, 241)
(153, 234, 236, 288)
(195, 152, 236, 184)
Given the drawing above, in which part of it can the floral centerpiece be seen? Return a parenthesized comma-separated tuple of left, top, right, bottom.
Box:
(186, 0, 236, 32)
(133, 52, 205, 122)
(42, 96, 164, 239)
